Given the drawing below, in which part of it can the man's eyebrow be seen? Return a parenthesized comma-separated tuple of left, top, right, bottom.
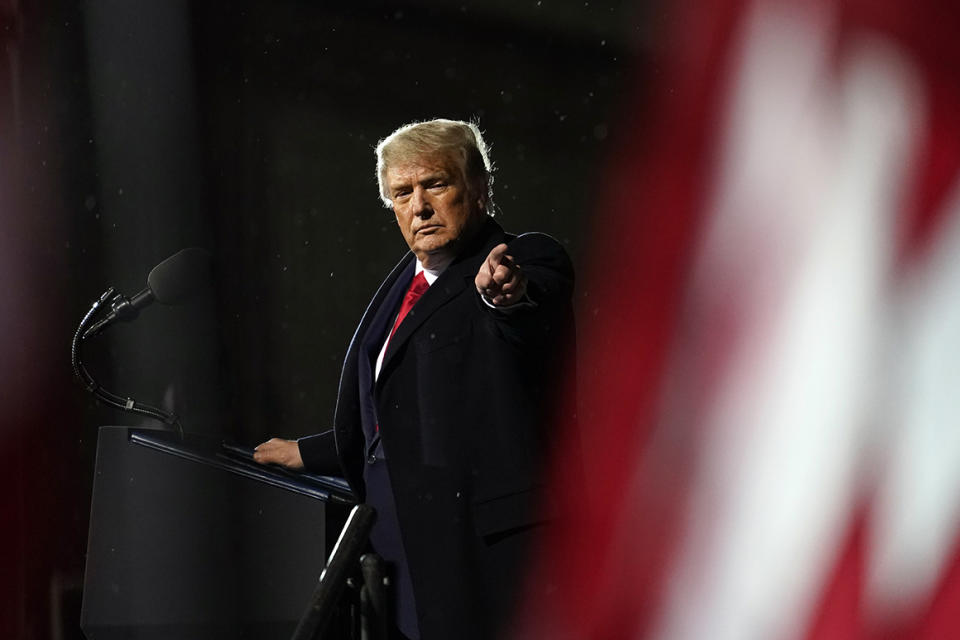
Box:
(388, 170, 449, 192)
(419, 171, 449, 183)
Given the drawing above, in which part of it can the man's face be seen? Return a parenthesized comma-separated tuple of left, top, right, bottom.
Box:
(386, 153, 486, 269)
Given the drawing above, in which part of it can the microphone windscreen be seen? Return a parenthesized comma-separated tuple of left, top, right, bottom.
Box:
(147, 247, 213, 304)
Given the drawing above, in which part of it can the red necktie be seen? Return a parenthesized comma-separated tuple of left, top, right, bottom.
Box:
(388, 271, 429, 343)
(373, 271, 429, 439)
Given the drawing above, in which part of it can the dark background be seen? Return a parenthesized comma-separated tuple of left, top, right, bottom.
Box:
(1, 0, 655, 637)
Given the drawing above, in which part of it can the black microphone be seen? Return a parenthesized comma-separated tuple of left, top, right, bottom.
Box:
(83, 247, 212, 338)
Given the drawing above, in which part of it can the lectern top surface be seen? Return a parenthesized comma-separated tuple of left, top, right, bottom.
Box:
(128, 427, 355, 504)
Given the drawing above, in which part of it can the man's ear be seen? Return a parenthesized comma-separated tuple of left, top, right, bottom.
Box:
(474, 179, 488, 211)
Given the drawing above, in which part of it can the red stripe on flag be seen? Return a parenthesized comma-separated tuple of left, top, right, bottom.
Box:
(911, 534, 960, 640)
(516, 0, 750, 636)
(804, 506, 869, 640)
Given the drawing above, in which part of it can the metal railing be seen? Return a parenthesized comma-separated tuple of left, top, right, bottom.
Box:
(291, 504, 388, 640)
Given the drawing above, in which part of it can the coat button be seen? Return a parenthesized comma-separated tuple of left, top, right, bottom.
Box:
(367, 453, 377, 464)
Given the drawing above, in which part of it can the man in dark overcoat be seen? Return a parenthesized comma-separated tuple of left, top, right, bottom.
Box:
(255, 119, 575, 639)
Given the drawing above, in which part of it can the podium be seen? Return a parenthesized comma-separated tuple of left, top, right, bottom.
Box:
(80, 427, 353, 640)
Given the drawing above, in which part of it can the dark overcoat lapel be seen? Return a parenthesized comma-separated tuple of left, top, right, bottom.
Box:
(376, 226, 500, 390)
(333, 251, 415, 494)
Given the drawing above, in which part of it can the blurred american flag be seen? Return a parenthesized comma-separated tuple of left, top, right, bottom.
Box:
(519, 0, 960, 638)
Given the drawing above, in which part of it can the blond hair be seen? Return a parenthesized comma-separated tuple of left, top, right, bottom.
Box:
(375, 119, 495, 212)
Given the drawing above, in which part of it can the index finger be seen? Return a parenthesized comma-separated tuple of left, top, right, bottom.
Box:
(485, 243, 509, 272)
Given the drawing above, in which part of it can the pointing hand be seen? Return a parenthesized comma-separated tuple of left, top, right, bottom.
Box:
(475, 243, 527, 306)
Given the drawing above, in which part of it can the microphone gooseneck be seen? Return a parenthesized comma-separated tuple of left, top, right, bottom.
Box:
(71, 247, 213, 436)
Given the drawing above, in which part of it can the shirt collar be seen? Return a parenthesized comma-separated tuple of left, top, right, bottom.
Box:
(414, 255, 452, 285)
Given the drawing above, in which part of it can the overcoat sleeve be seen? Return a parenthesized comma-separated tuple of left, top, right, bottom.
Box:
(297, 429, 342, 476)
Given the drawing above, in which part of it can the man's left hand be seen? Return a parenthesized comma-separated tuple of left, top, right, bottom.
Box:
(476, 243, 527, 306)
(253, 437, 305, 470)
